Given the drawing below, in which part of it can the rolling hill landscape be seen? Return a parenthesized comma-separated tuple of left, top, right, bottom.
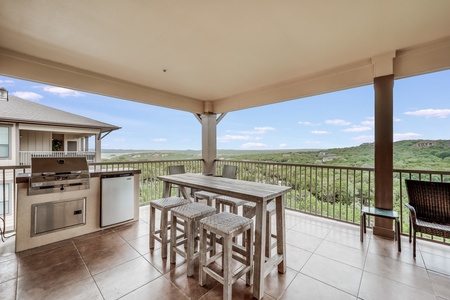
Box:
(102, 139, 450, 171)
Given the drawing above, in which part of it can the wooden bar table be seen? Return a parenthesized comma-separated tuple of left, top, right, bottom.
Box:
(158, 173, 292, 299)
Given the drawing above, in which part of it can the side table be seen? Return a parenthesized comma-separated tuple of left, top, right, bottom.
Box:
(360, 206, 401, 252)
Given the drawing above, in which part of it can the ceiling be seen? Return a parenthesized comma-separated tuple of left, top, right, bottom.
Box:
(1, 1, 450, 114)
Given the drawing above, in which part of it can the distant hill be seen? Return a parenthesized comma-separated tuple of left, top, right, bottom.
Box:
(102, 140, 450, 171)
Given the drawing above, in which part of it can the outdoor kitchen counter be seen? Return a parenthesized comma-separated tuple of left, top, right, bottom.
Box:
(15, 170, 141, 252)
(15, 169, 142, 183)
(90, 169, 141, 177)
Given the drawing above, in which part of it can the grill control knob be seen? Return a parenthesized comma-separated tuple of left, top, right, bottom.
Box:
(60, 186, 65, 191)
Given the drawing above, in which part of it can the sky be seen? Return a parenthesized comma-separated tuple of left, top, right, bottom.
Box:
(1, 70, 449, 150)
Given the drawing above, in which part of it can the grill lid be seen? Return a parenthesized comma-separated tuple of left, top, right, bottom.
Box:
(29, 157, 90, 195)
(31, 157, 89, 174)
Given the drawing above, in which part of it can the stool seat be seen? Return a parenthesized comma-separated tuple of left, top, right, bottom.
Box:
(149, 196, 191, 259)
(151, 196, 191, 209)
(194, 191, 219, 206)
(200, 211, 253, 234)
(170, 202, 217, 276)
(199, 212, 254, 300)
(215, 195, 248, 214)
(172, 202, 217, 220)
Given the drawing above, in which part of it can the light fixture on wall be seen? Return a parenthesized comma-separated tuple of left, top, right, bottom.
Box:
(0, 87, 8, 101)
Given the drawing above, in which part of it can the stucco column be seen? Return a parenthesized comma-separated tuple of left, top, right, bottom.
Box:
(373, 52, 395, 239)
(201, 113, 217, 175)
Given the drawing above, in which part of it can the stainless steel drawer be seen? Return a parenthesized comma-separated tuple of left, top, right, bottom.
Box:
(31, 198, 86, 236)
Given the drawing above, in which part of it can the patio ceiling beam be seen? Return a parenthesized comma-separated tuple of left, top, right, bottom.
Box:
(2, 37, 450, 117)
(212, 37, 450, 114)
(0, 47, 204, 113)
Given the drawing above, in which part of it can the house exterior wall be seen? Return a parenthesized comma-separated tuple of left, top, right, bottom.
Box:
(20, 130, 52, 151)
(0, 124, 101, 166)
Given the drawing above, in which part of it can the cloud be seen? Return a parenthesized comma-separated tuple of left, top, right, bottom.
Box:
(218, 135, 252, 142)
(311, 130, 329, 135)
(361, 117, 374, 126)
(298, 121, 319, 126)
(394, 132, 422, 141)
(43, 86, 83, 97)
(218, 134, 263, 142)
(11, 91, 43, 101)
(352, 135, 374, 143)
(111, 138, 126, 142)
(279, 143, 288, 148)
(240, 143, 268, 149)
(0, 79, 14, 84)
(254, 126, 274, 131)
(404, 109, 450, 118)
(341, 126, 372, 133)
(325, 119, 351, 126)
(152, 138, 167, 142)
(239, 127, 275, 134)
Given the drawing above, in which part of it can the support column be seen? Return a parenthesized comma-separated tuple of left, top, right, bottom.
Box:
(201, 113, 217, 175)
(95, 134, 101, 163)
(84, 136, 89, 152)
(372, 52, 395, 239)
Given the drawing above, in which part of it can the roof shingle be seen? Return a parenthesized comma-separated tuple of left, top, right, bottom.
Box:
(0, 96, 120, 133)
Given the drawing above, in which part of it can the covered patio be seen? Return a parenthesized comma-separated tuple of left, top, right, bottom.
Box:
(0, 206, 449, 299)
(2, 1, 450, 240)
(1, 1, 450, 299)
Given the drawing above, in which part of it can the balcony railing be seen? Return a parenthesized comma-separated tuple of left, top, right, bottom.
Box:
(1, 159, 449, 245)
(19, 151, 96, 165)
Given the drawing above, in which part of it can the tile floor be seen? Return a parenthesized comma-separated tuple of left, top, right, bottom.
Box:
(1, 206, 449, 300)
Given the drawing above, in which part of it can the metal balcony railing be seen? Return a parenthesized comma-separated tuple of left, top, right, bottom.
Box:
(19, 151, 96, 165)
(1, 159, 449, 245)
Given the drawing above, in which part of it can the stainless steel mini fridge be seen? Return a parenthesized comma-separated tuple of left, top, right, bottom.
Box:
(101, 173, 134, 227)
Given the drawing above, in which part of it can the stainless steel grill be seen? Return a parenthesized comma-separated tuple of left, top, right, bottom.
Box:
(29, 157, 90, 195)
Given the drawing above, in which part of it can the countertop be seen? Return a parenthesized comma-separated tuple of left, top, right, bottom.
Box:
(15, 169, 141, 183)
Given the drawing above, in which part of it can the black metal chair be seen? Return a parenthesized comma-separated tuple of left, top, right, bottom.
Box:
(168, 165, 185, 197)
(405, 179, 450, 257)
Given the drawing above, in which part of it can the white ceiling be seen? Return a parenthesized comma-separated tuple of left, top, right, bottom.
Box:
(1, 1, 450, 113)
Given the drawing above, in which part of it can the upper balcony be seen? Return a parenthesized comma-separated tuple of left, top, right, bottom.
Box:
(18, 151, 96, 166)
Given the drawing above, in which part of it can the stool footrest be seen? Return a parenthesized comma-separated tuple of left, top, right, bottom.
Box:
(263, 254, 283, 278)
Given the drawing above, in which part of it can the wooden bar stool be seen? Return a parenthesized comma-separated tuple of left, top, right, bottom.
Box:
(149, 196, 191, 259)
(170, 202, 217, 276)
(243, 200, 277, 259)
(194, 191, 219, 206)
(215, 195, 248, 214)
(199, 212, 253, 300)
(215, 195, 248, 244)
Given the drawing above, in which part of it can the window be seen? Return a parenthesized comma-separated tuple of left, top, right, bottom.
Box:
(0, 126, 10, 159)
(0, 183, 10, 215)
